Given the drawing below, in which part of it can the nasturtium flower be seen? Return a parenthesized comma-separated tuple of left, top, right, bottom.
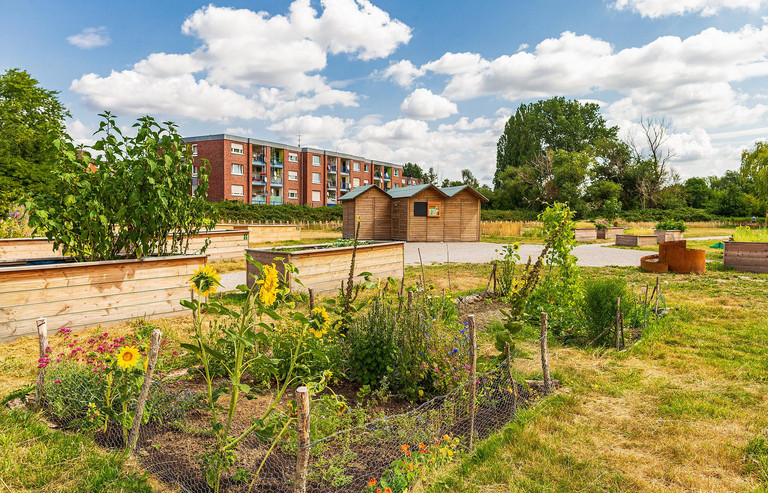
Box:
(368, 478, 377, 487)
(256, 264, 280, 306)
(189, 264, 221, 297)
(116, 346, 140, 370)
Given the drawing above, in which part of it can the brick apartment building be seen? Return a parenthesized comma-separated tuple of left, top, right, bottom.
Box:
(184, 134, 423, 207)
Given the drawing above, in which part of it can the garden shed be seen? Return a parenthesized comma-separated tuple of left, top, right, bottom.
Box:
(340, 184, 487, 242)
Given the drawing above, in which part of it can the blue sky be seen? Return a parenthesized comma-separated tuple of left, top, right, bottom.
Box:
(2, 0, 768, 184)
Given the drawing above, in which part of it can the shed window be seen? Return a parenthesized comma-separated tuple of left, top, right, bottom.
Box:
(414, 201, 427, 217)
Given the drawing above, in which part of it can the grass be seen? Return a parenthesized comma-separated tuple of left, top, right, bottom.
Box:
(733, 226, 768, 242)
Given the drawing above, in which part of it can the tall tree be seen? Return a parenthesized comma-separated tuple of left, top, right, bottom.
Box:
(740, 140, 768, 201)
(628, 117, 677, 208)
(401, 162, 424, 180)
(0, 69, 70, 210)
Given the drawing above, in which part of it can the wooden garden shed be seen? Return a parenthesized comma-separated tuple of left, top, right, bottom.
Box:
(340, 184, 487, 242)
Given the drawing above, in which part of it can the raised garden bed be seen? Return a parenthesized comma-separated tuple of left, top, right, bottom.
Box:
(0, 237, 63, 260)
(216, 223, 302, 243)
(0, 255, 206, 341)
(597, 227, 624, 240)
(573, 228, 598, 241)
(641, 240, 705, 274)
(656, 230, 684, 242)
(723, 241, 768, 273)
(246, 241, 404, 293)
(615, 234, 658, 247)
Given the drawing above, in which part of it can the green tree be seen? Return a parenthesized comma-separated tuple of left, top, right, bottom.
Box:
(423, 166, 438, 185)
(683, 177, 712, 209)
(0, 69, 70, 210)
(401, 162, 424, 180)
(741, 140, 768, 200)
(28, 112, 213, 261)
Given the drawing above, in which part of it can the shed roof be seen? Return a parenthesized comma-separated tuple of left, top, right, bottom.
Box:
(386, 184, 447, 199)
(338, 185, 381, 201)
(439, 185, 489, 202)
(339, 183, 488, 202)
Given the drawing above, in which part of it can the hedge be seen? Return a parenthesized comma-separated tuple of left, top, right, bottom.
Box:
(215, 201, 343, 223)
(480, 209, 539, 221)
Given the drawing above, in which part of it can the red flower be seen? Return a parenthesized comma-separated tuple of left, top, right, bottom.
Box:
(368, 478, 376, 487)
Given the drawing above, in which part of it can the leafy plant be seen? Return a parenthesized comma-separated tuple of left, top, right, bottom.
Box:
(655, 219, 686, 232)
(582, 278, 631, 346)
(0, 204, 35, 238)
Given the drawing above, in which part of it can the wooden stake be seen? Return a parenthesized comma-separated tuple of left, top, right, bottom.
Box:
(418, 248, 426, 289)
(128, 329, 162, 453)
(492, 263, 497, 294)
(615, 297, 621, 351)
(446, 246, 452, 293)
(295, 386, 310, 493)
(396, 277, 405, 319)
(620, 312, 625, 349)
(308, 288, 315, 312)
(540, 312, 552, 394)
(505, 341, 517, 413)
(35, 318, 48, 404)
(407, 290, 413, 309)
(468, 315, 477, 448)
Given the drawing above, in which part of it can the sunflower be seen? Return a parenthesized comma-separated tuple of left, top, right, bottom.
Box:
(256, 264, 279, 306)
(116, 346, 140, 370)
(189, 264, 221, 297)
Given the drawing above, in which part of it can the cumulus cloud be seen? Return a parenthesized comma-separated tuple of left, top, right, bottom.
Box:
(382, 60, 425, 87)
(400, 89, 458, 120)
(67, 27, 111, 49)
(611, 0, 768, 18)
(70, 1, 410, 121)
(268, 114, 353, 143)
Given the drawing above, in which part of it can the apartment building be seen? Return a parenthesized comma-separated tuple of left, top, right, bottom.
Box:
(184, 134, 423, 206)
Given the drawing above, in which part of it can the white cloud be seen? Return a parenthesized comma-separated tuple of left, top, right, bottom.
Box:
(611, 0, 768, 18)
(268, 114, 353, 143)
(67, 26, 111, 49)
(382, 60, 425, 88)
(400, 88, 458, 120)
(66, 119, 97, 147)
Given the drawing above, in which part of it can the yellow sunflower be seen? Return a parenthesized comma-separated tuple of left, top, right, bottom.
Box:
(256, 264, 279, 306)
(311, 306, 331, 331)
(116, 346, 140, 370)
(189, 264, 221, 297)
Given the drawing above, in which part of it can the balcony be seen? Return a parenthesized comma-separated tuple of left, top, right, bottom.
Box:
(252, 194, 267, 205)
(340, 166, 350, 175)
(252, 156, 267, 166)
(384, 173, 391, 181)
(270, 176, 283, 186)
(271, 160, 284, 168)
(270, 196, 283, 205)
(326, 199, 337, 206)
(340, 183, 350, 191)
(252, 174, 267, 185)
(327, 181, 337, 189)
(374, 172, 382, 179)
(327, 164, 337, 173)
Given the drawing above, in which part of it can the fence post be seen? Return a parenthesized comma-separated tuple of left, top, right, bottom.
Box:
(504, 341, 517, 413)
(615, 297, 621, 350)
(396, 278, 405, 319)
(540, 312, 552, 394)
(468, 314, 477, 448)
(35, 318, 48, 404)
(128, 329, 162, 453)
(308, 288, 315, 312)
(295, 386, 310, 493)
(492, 263, 497, 294)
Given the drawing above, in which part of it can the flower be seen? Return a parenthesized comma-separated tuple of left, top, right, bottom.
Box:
(116, 346, 140, 370)
(384, 489, 392, 493)
(189, 264, 221, 297)
(368, 478, 377, 487)
(54, 379, 61, 384)
(256, 264, 280, 306)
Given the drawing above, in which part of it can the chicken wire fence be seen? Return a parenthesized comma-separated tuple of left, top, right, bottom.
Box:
(36, 330, 539, 493)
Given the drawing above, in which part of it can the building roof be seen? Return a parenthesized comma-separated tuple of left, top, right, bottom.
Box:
(386, 184, 444, 199)
(338, 185, 379, 201)
(439, 185, 489, 202)
(339, 183, 488, 202)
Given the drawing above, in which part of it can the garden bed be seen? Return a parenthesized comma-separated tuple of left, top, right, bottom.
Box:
(0, 237, 62, 260)
(597, 227, 624, 240)
(216, 223, 302, 244)
(723, 241, 768, 273)
(655, 230, 683, 242)
(573, 228, 598, 241)
(246, 241, 404, 293)
(0, 254, 206, 341)
(615, 234, 657, 247)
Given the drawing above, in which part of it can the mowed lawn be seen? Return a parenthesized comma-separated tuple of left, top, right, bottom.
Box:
(424, 265, 768, 492)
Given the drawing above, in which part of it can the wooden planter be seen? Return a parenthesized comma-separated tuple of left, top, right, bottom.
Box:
(0, 237, 61, 260)
(0, 255, 206, 341)
(246, 242, 404, 293)
(216, 223, 301, 244)
(597, 227, 624, 240)
(573, 228, 598, 241)
(615, 234, 658, 247)
(656, 230, 684, 242)
(723, 241, 768, 273)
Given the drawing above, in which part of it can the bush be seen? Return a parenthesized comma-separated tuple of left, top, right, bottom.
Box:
(655, 219, 686, 232)
(215, 201, 342, 224)
(44, 363, 105, 428)
(618, 207, 715, 222)
(582, 278, 631, 346)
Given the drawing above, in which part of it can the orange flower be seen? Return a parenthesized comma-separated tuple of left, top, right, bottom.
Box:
(400, 444, 409, 453)
(376, 490, 381, 493)
(406, 463, 414, 471)
(368, 479, 377, 487)
(384, 489, 392, 493)
(418, 442, 426, 450)
(406, 450, 412, 456)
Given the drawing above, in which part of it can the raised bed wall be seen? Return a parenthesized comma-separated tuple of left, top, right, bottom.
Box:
(246, 242, 404, 293)
(573, 228, 598, 241)
(0, 238, 61, 260)
(216, 223, 301, 244)
(597, 227, 625, 240)
(615, 234, 658, 247)
(656, 230, 684, 242)
(723, 241, 768, 273)
(0, 255, 206, 341)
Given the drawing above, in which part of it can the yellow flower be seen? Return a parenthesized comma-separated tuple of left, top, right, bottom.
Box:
(311, 306, 331, 331)
(189, 264, 221, 297)
(116, 346, 140, 370)
(256, 264, 279, 306)
(143, 357, 149, 372)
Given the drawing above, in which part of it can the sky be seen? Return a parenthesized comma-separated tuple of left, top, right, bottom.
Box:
(2, 0, 768, 185)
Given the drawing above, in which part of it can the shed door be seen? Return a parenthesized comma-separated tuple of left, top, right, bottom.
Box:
(392, 202, 401, 240)
(444, 199, 462, 241)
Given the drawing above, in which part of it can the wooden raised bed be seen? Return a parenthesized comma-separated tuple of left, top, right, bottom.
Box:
(615, 234, 658, 247)
(0, 237, 62, 260)
(216, 223, 301, 244)
(597, 227, 624, 240)
(656, 230, 684, 242)
(573, 228, 598, 241)
(246, 241, 404, 293)
(0, 255, 206, 341)
(723, 241, 768, 273)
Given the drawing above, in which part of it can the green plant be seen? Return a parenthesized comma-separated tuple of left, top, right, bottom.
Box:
(734, 226, 768, 242)
(495, 243, 521, 298)
(28, 112, 214, 261)
(746, 434, 768, 484)
(655, 219, 686, 232)
(0, 204, 35, 238)
(582, 278, 631, 346)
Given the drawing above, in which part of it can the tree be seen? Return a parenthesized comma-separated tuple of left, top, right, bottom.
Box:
(495, 96, 618, 186)
(740, 140, 768, 201)
(683, 177, 712, 209)
(628, 117, 678, 208)
(0, 68, 70, 210)
(402, 162, 424, 180)
(423, 166, 438, 185)
(28, 112, 213, 261)
(441, 169, 479, 188)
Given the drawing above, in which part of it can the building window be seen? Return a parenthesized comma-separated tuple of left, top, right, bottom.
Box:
(288, 170, 298, 181)
(231, 143, 244, 155)
(231, 184, 244, 196)
(288, 189, 299, 199)
(231, 164, 244, 175)
(394, 169, 399, 177)
(353, 161, 360, 172)
(312, 155, 321, 166)
(414, 201, 427, 217)
(312, 172, 321, 184)
(192, 165, 199, 177)
(364, 164, 369, 172)
(191, 144, 198, 156)
(288, 153, 298, 163)
(312, 190, 321, 202)
(363, 179, 369, 185)
(353, 177, 360, 187)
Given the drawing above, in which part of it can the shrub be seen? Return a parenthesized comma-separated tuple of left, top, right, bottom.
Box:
(655, 219, 686, 232)
(44, 363, 105, 429)
(215, 200, 342, 224)
(344, 298, 399, 388)
(582, 278, 631, 346)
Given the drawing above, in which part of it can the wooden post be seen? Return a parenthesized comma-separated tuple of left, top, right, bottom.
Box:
(407, 290, 413, 309)
(540, 312, 552, 394)
(468, 315, 477, 448)
(620, 312, 625, 349)
(492, 263, 497, 294)
(615, 297, 621, 350)
(396, 277, 405, 319)
(308, 288, 315, 312)
(35, 318, 48, 404)
(446, 246, 452, 293)
(295, 386, 310, 493)
(505, 341, 517, 413)
(128, 329, 162, 453)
